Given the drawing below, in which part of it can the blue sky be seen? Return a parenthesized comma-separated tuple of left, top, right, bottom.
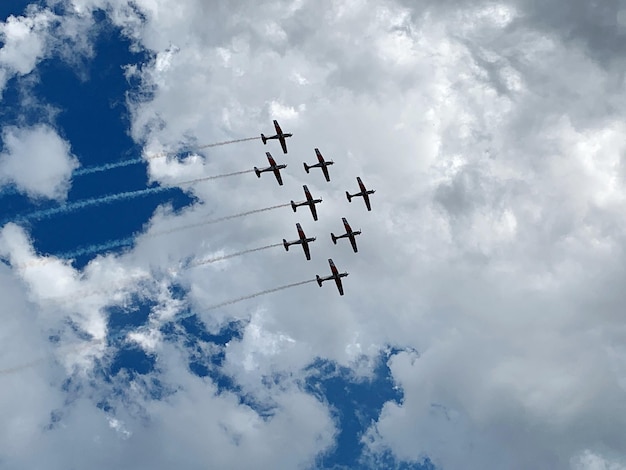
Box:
(2, 1, 626, 469)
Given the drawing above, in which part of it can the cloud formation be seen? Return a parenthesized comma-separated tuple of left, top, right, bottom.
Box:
(1, 0, 626, 468)
(0, 124, 78, 200)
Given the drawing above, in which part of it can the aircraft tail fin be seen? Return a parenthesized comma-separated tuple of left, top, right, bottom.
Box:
(346, 191, 352, 202)
(290, 201, 297, 212)
(316, 275, 323, 287)
(303, 162, 310, 173)
(331, 233, 337, 244)
(283, 239, 289, 251)
(254, 167, 261, 178)
(261, 134, 267, 144)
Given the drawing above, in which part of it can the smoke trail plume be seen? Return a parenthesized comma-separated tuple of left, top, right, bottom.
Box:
(0, 338, 107, 376)
(11, 186, 170, 223)
(17, 204, 289, 263)
(0, 278, 314, 376)
(155, 203, 290, 237)
(55, 237, 136, 260)
(195, 136, 260, 150)
(179, 278, 317, 320)
(185, 242, 283, 269)
(146, 136, 260, 160)
(176, 169, 254, 185)
(73, 158, 144, 177)
(8, 170, 256, 224)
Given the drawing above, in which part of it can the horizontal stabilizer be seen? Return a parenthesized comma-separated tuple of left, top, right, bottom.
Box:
(261, 134, 267, 144)
(254, 167, 261, 178)
(303, 162, 310, 173)
(283, 239, 289, 251)
(331, 233, 337, 244)
(346, 191, 352, 202)
(316, 275, 323, 287)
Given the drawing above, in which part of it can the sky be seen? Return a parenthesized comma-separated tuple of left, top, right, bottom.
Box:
(1, 1, 626, 469)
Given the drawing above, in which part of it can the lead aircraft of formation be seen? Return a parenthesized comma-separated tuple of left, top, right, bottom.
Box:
(261, 120, 292, 154)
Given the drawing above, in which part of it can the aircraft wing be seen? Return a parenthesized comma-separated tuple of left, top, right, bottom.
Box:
(266, 152, 276, 165)
(315, 148, 324, 163)
(329, 259, 338, 275)
(274, 120, 282, 134)
(357, 176, 367, 193)
(302, 241, 311, 260)
(273, 168, 283, 185)
(279, 136, 288, 154)
(334, 276, 344, 295)
(309, 203, 318, 221)
(349, 234, 358, 253)
(303, 185, 312, 201)
(342, 217, 352, 232)
(321, 165, 331, 182)
(363, 193, 372, 211)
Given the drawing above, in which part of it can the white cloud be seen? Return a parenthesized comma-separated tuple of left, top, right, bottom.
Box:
(0, 8, 54, 76)
(2, 0, 626, 468)
(0, 124, 79, 201)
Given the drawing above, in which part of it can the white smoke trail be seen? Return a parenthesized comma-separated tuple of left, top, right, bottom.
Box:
(0, 338, 107, 376)
(0, 160, 144, 198)
(146, 136, 261, 160)
(9, 169, 256, 224)
(53, 237, 136, 260)
(1, 137, 260, 197)
(17, 204, 290, 264)
(72, 158, 144, 176)
(175, 169, 254, 185)
(0, 278, 315, 375)
(195, 136, 261, 150)
(154, 203, 291, 237)
(178, 278, 317, 320)
(183, 242, 283, 270)
(12, 186, 169, 223)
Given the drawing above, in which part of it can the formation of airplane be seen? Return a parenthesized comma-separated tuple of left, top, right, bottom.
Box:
(254, 152, 287, 186)
(253, 120, 379, 296)
(331, 217, 361, 253)
(283, 223, 316, 260)
(291, 185, 322, 221)
(303, 148, 334, 182)
(261, 120, 292, 154)
(316, 258, 349, 295)
(346, 177, 375, 211)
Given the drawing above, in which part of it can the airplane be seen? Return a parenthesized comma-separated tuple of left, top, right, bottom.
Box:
(303, 148, 334, 182)
(346, 176, 375, 211)
(254, 152, 287, 186)
(331, 217, 361, 253)
(291, 185, 322, 221)
(316, 258, 349, 296)
(261, 120, 292, 154)
(283, 222, 316, 260)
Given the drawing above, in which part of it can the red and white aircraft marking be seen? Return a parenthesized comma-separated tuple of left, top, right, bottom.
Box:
(291, 185, 322, 221)
(331, 217, 361, 253)
(346, 176, 375, 211)
(261, 120, 292, 154)
(316, 258, 349, 295)
(254, 152, 287, 186)
(283, 222, 316, 260)
(304, 148, 334, 182)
